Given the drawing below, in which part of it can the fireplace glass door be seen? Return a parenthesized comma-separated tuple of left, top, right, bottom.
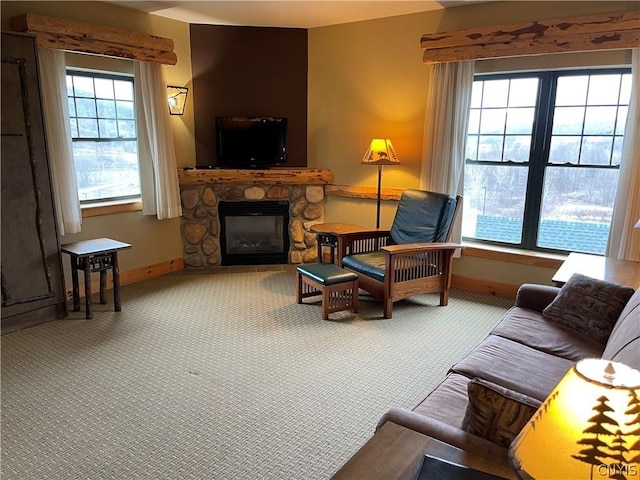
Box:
(219, 201, 290, 265)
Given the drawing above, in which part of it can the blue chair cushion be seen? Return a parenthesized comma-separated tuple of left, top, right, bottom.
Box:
(297, 263, 358, 285)
(342, 251, 386, 283)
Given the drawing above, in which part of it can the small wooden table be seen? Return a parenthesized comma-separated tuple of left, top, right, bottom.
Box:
(309, 223, 369, 264)
(552, 252, 640, 288)
(332, 422, 515, 479)
(61, 238, 131, 319)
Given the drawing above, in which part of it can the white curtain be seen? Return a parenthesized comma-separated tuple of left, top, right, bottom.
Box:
(134, 61, 182, 219)
(607, 49, 640, 261)
(37, 48, 82, 235)
(420, 60, 475, 243)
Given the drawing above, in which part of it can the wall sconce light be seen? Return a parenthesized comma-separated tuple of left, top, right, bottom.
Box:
(362, 138, 400, 229)
(167, 85, 188, 115)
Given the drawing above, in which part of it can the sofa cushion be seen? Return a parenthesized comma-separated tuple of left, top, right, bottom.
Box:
(491, 307, 605, 361)
(412, 373, 470, 428)
(461, 378, 541, 448)
(450, 335, 574, 402)
(542, 274, 635, 342)
(602, 289, 640, 369)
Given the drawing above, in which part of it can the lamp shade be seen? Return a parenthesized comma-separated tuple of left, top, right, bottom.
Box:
(510, 359, 640, 479)
(362, 139, 399, 165)
(167, 85, 188, 115)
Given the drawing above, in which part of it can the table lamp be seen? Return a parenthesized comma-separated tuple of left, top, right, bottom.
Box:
(509, 358, 640, 479)
(361, 139, 399, 229)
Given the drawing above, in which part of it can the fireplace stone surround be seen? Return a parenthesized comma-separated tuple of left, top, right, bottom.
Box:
(178, 169, 333, 268)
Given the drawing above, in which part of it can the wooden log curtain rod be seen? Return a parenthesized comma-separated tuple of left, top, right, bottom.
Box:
(10, 13, 177, 65)
(421, 10, 640, 64)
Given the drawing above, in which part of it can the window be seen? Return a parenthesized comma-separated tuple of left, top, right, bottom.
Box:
(66, 70, 140, 204)
(463, 69, 631, 255)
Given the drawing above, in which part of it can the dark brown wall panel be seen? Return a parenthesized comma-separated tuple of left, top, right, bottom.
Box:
(190, 25, 308, 167)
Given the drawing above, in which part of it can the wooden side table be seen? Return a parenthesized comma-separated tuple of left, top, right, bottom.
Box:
(309, 223, 368, 264)
(61, 238, 131, 319)
(332, 422, 515, 479)
(552, 252, 640, 288)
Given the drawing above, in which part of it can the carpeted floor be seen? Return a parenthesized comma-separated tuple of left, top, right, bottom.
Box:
(1, 267, 514, 480)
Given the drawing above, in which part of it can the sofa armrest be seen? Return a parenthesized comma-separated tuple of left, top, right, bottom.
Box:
(515, 284, 560, 312)
(376, 407, 509, 466)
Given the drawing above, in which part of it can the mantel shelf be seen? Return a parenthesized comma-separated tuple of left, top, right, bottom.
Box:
(178, 168, 334, 185)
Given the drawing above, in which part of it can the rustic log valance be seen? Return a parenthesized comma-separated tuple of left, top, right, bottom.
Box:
(10, 13, 177, 65)
(421, 11, 640, 64)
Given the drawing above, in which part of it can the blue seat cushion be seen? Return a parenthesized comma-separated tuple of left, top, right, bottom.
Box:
(297, 263, 358, 286)
(342, 251, 386, 283)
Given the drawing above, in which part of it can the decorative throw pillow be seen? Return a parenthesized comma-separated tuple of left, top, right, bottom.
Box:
(542, 273, 635, 342)
(461, 378, 541, 448)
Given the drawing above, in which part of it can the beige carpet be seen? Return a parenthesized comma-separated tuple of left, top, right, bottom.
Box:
(1, 267, 514, 479)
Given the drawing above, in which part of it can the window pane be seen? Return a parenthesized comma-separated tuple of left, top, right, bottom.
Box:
(616, 106, 628, 135)
(77, 118, 98, 138)
(505, 108, 534, 134)
(508, 78, 538, 107)
(555, 76, 588, 106)
(548, 136, 580, 164)
(471, 82, 483, 108)
(538, 166, 618, 254)
(114, 80, 134, 100)
(477, 136, 503, 161)
(75, 98, 96, 118)
(94, 78, 114, 99)
(98, 119, 118, 138)
(72, 141, 140, 202)
(503, 136, 531, 162)
(620, 74, 632, 105)
(479, 109, 506, 134)
(482, 79, 509, 107)
(587, 74, 621, 105)
(468, 110, 480, 134)
(118, 120, 136, 138)
(72, 76, 94, 98)
(612, 137, 624, 166)
(97, 99, 116, 118)
(552, 107, 585, 134)
(580, 136, 613, 166)
(466, 135, 478, 160)
(66, 76, 74, 97)
(463, 164, 528, 244)
(116, 100, 135, 119)
(69, 118, 78, 137)
(583, 106, 617, 135)
(68, 98, 76, 117)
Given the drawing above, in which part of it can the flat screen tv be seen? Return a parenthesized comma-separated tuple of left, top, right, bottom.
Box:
(216, 116, 287, 169)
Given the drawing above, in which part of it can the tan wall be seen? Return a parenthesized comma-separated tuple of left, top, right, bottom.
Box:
(308, 1, 635, 288)
(1, 1, 193, 279)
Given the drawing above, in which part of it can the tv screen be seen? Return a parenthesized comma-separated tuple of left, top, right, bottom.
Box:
(216, 116, 287, 168)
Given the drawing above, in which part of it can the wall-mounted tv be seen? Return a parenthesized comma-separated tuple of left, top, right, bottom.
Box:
(216, 116, 287, 169)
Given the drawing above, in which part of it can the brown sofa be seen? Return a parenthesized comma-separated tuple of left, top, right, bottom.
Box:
(377, 281, 640, 465)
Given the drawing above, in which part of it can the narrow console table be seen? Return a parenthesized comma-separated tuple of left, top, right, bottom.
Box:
(552, 252, 640, 288)
(61, 238, 131, 319)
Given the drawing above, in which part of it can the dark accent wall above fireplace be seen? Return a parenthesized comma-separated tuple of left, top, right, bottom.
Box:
(190, 25, 308, 168)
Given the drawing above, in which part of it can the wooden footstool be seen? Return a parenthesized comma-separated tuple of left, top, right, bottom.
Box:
(296, 263, 359, 320)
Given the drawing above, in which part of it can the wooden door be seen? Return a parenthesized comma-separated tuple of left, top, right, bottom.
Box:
(1, 32, 67, 332)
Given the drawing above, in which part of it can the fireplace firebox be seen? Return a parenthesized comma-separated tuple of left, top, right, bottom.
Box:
(219, 201, 290, 265)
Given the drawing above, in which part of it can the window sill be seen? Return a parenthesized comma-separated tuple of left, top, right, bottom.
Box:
(81, 199, 142, 218)
(461, 241, 567, 269)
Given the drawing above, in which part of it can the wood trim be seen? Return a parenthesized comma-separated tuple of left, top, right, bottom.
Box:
(421, 11, 640, 64)
(82, 201, 143, 218)
(462, 245, 565, 269)
(65, 257, 184, 300)
(10, 13, 177, 65)
(451, 274, 519, 299)
(325, 184, 403, 200)
(178, 168, 334, 185)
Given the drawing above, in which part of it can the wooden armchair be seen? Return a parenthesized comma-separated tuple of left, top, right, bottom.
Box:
(335, 189, 462, 319)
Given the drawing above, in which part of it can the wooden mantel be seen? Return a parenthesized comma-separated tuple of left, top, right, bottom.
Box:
(177, 168, 334, 185)
(421, 10, 640, 64)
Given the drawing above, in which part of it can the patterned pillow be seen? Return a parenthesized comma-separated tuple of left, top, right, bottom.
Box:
(542, 273, 635, 342)
(461, 378, 541, 448)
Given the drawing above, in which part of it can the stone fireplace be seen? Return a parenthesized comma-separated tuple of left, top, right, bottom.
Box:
(178, 169, 333, 268)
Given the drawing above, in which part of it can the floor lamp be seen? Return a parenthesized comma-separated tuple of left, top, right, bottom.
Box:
(362, 139, 400, 228)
